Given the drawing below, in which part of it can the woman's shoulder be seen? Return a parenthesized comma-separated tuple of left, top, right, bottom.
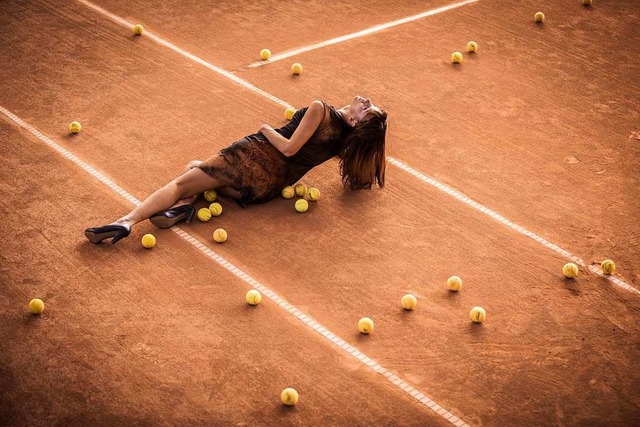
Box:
(291, 101, 326, 122)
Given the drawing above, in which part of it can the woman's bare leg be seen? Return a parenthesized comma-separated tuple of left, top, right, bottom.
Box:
(217, 186, 242, 200)
(169, 160, 204, 208)
(113, 164, 219, 227)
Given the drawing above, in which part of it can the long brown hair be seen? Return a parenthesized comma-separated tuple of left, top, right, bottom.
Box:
(338, 109, 388, 190)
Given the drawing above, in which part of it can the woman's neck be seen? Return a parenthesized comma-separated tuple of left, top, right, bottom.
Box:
(336, 106, 351, 125)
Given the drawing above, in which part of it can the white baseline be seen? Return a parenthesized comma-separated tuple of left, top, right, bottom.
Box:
(245, 0, 480, 69)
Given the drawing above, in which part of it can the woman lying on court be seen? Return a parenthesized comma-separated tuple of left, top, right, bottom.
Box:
(84, 96, 388, 244)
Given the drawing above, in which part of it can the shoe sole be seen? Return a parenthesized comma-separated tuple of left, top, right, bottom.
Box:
(84, 230, 117, 243)
(149, 213, 187, 229)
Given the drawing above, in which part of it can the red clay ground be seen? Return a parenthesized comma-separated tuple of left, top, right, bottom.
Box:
(0, 122, 448, 426)
(1, 0, 639, 426)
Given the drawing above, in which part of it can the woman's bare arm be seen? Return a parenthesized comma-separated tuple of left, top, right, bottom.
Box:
(260, 100, 324, 157)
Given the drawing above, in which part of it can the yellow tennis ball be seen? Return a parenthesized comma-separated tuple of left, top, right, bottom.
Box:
(69, 121, 82, 134)
(562, 262, 579, 278)
(358, 317, 374, 334)
(467, 41, 478, 52)
(601, 259, 616, 275)
(451, 51, 463, 63)
(281, 186, 295, 199)
(470, 306, 486, 323)
(447, 275, 462, 292)
(295, 199, 309, 213)
(281, 388, 299, 406)
(582, 0, 592, 5)
(141, 234, 156, 249)
(284, 107, 297, 120)
(209, 202, 223, 216)
(260, 48, 271, 60)
(133, 24, 144, 35)
(291, 63, 303, 75)
(197, 207, 212, 222)
(246, 289, 262, 305)
(534, 12, 545, 23)
(306, 187, 320, 201)
(213, 228, 227, 243)
(203, 189, 217, 202)
(294, 183, 307, 197)
(29, 298, 44, 314)
(401, 294, 417, 310)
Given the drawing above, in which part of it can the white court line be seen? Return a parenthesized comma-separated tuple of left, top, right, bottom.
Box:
(245, 0, 480, 69)
(76, 0, 639, 297)
(387, 157, 640, 296)
(0, 105, 469, 427)
(76, 0, 290, 109)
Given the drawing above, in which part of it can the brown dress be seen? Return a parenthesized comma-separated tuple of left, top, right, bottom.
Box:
(197, 101, 351, 207)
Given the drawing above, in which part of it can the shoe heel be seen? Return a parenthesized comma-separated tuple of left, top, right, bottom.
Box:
(185, 206, 196, 224)
(110, 228, 131, 245)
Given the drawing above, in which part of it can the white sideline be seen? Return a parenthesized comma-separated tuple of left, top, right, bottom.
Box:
(387, 157, 640, 296)
(76, 0, 638, 297)
(1, 105, 470, 427)
(245, 0, 480, 69)
(76, 0, 291, 109)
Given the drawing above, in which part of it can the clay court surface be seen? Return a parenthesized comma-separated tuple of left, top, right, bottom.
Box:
(1, 0, 639, 425)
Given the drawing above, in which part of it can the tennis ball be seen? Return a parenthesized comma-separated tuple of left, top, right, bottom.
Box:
(204, 189, 217, 202)
(401, 294, 417, 310)
(583, 0, 592, 5)
(246, 289, 262, 305)
(295, 199, 309, 213)
(29, 298, 44, 314)
(284, 107, 297, 120)
(534, 12, 545, 23)
(197, 208, 212, 222)
(133, 24, 144, 35)
(69, 121, 82, 134)
(291, 63, 303, 75)
(447, 276, 462, 292)
(141, 234, 156, 249)
(260, 48, 271, 60)
(451, 52, 463, 63)
(562, 262, 579, 278)
(358, 317, 374, 334)
(294, 183, 307, 197)
(209, 202, 223, 216)
(213, 228, 227, 243)
(601, 259, 616, 275)
(467, 41, 478, 52)
(281, 388, 299, 406)
(282, 186, 295, 199)
(470, 306, 486, 323)
(306, 187, 320, 201)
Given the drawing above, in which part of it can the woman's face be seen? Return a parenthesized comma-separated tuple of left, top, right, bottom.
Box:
(349, 95, 380, 123)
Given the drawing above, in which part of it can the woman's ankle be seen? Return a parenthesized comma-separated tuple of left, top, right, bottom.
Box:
(113, 217, 134, 227)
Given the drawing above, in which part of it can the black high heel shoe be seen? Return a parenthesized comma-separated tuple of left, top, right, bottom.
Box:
(84, 224, 131, 244)
(149, 204, 196, 229)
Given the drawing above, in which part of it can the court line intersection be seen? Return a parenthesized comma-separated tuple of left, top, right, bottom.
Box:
(243, 0, 480, 69)
(76, 0, 639, 296)
(3, 0, 636, 423)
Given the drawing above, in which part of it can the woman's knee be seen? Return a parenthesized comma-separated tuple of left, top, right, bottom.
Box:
(175, 168, 219, 199)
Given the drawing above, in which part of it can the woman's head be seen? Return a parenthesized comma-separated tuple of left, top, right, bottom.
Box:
(338, 95, 387, 190)
(343, 95, 381, 127)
